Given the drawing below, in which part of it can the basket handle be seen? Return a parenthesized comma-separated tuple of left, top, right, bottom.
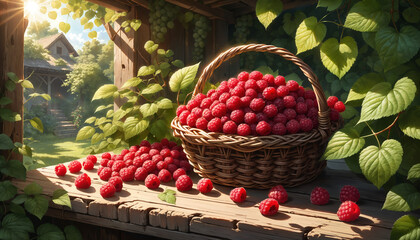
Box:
(193, 44, 331, 132)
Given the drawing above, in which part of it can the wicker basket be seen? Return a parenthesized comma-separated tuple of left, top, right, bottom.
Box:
(171, 44, 339, 189)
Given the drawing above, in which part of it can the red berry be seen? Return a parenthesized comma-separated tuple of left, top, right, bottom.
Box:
(263, 74, 275, 85)
(140, 140, 151, 147)
(68, 161, 82, 173)
(99, 167, 112, 181)
(100, 183, 116, 198)
(244, 112, 257, 124)
(219, 92, 231, 103)
(256, 80, 268, 92)
(259, 198, 279, 216)
(200, 98, 212, 109)
(207, 118, 222, 132)
(268, 185, 288, 204)
(202, 108, 212, 121)
(176, 105, 187, 117)
(176, 175, 193, 192)
(75, 173, 91, 189)
(256, 121, 271, 136)
(119, 167, 135, 182)
(310, 187, 330, 205)
(283, 95, 296, 108)
(230, 187, 247, 203)
(195, 117, 208, 130)
(299, 118, 314, 132)
(158, 169, 172, 183)
(83, 160, 94, 170)
(272, 123, 287, 135)
(179, 110, 190, 125)
(55, 164, 67, 176)
(340, 185, 360, 203)
(142, 160, 156, 173)
(187, 113, 198, 127)
(226, 96, 242, 110)
(156, 161, 167, 171)
(129, 145, 139, 152)
(245, 79, 258, 90)
(145, 174, 160, 189)
(191, 107, 203, 117)
(337, 201, 360, 222)
(283, 108, 297, 120)
(274, 75, 286, 86)
(207, 89, 216, 97)
(245, 88, 258, 98)
(249, 71, 263, 80)
(249, 98, 265, 112)
(330, 109, 340, 121)
(112, 161, 125, 172)
(86, 155, 97, 164)
(173, 168, 186, 181)
(197, 178, 213, 193)
(223, 120, 237, 134)
(273, 113, 287, 124)
(263, 104, 278, 118)
(237, 71, 249, 81)
(286, 80, 299, 91)
(295, 102, 308, 114)
(327, 96, 338, 108)
(211, 103, 227, 118)
(237, 123, 251, 136)
(230, 86, 245, 97)
(262, 87, 277, 100)
(304, 90, 316, 100)
(124, 152, 135, 161)
(216, 83, 229, 94)
(228, 77, 239, 89)
(193, 93, 206, 103)
(108, 176, 123, 192)
(334, 101, 346, 113)
(134, 167, 148, 181)
(102, 152, 111, 159)
(286, 119, 300, 134)
(230, 109, 244, 124)
(186, 99, 200, 111)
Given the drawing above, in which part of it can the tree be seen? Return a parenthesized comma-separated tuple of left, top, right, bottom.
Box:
(26, 20, 58, 40)
(98, 40, 114, 81)
(24, 37, 48, 60)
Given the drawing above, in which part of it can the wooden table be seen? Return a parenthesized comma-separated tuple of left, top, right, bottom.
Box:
(13, 159, 409, 239)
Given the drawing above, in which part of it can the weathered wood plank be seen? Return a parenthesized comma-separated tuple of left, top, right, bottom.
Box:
(86, 0, 131, 12)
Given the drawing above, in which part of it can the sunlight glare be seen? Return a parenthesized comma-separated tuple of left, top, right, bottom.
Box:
(24, 0, 40, 18)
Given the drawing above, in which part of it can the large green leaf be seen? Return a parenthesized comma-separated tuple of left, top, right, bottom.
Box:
(359, 77, 416, 123)
(383, 183, 420, 211)
(359, 139, 403, 188)
(140, 103, 158, 118)
(91, 133, 104, 145)
(344, 0, 390, 32)
(295, 17, 326, 54)
(399, 106, 420, 140)
(123, 117, 149, 139)
(138, 65, 156, 77)
(149, 120, 167, 140)
(323, 128, 365, 160)
(0, 213, 33, 240)
(407, 164, 420, 183)
(256, 0, 283, 29)
(317, 0, 342, 11)
(346, 72, 384, 103)
(92, 84, 118, 100)
(0, 181, 17, 201)
(144, 40, 158, 54)
(29, 117, 43, 133)
(19, 80, 33, 89)
(122, 77, 142, 88)
(402, 7, 420, 23)
(64, 225, 82, 240)
(142, 83, 162, 95)
(1, 160, 26, 180)
(0, 133, 14, 150)
(169, 63, 199, 92)
(37, 223, 65, 240)
(0, 108, 21, 122)
(157, 98, 173, 109)
(320, 36, 358, 79)
(24, 182, 42, 195)
(391, 215, 420, 240)
(76, 126, 95, 141)
(52, 189, 71, 208)
(283, 11, 306, 36)
(375, 26, 420, 71)
(104, 124, 118, 137)
(24, 195, 49, 220)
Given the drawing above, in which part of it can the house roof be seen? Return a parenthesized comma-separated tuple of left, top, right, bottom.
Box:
(38, 33, 79, 57)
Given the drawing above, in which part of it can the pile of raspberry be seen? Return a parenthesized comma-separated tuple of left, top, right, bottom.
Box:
(176, 71, 345, 136)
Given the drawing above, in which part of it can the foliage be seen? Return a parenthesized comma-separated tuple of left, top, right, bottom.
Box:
(54, 58, 68, 67)
(24, 37, 49, 60)
(24, 104, 57, 137)
(26, 20, 58, 40)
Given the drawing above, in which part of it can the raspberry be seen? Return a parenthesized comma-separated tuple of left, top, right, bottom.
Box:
(187, 113, 198, 127)
(111, 171, 120, 177)
(297, 87, 305, 97)
(262, 87, 277, 100)
(256, 80, 268, 92)
(145, 174, 160, 189)
(240, 96, 252, 107)
(249, 71, 263, 80)
(286, 80, 299, 91)
(237, 81, 245, 89)
(268, 185, 288, 204)
(307, 107, 318, 118)
(219, 92, 231, 103)
(283, 108, 297, 120)
(230, 187, 247, 203)
(274, 75, 286, 86)
(160, 148, 171, 158)
(210, 92, 220, 101)
(121, 149, 129, 156)
(263, 104, 278, 118)
(273, 98, 284, 111)
(156, 161, 167, 171)
(186, 99, 200, 111)
(304, 90, 316, 100)
(277, 86, 289, 97)
(340, 185, 360, 203)
(112, 161, 125, 172)
(179, 110, 190, 125)
(197, 178, 213, 193)
(140, 140, 151, 147)
(231, 86, 245, 97)
(337, 201, 360, 222)
(200, 98, 212, 109)
(179, 160, 191, 172)
(259, 198, 279, 216)
(230, 109, 244, 124)
(119, 167, 134, 182)
(106, 160, 115, 168)
(86, 155, 97, 164)
(305, 99, 316, 109)
(115, 154, 123, 161)
(273, 113, 287, 124)
(191, 107, 203, 117)
(100, 183, 116, 198)
(245, 88, 258, 99)
(83, 160, 94, 170)
(334, 101, 346, 113)
(55, 164, 67, 176)
(330, 109, 340, 121)
(236, 123, 251, 136)
(138, 146, 151, 155)
(206, 89, 216, 97)
(202, 108, 212, 121)
(256, 113, 268, 122)
(295, 102, 308, 114)
(134, 167, 148, 181)
(245, 79, 258, 90)
(272, 123, 287, 135)
(228, 77, 239, 89)
(99, 167, 112, 181)
(263, 74, 275, 85)
(176, 175, 193, 192)
(208, 118, 222, 132)
(75, 173, 91, 189)
(173, 168, 186, 181)
(237, 71, 249, 81)
(167, 164, 177, 173)
(195, 117, 208, 130)
(193, 93, 206, 103)
(220, 115, 228, 125)
(223, 120, 237, 134)
(158, 169, 172, 183)
(256, 121, 271, 136)
(68, 161, 82, 173)
(226, 96, 242, 110)
(283, 96, 296, 108)
(327, 96, 338, 108)
(102, 152, 111, 159)
(124, 152, 135, 161)
(249, 98, 265, 112)
(108, 176, 123, 192)
(300, 118, 314, 132)
(211, 103, 227, 118)
(129, 145, 139, 152)
(216, 83, 229, 94)
(164, 157, 174, 165)
(142, 160, 156, 173)
(310, 187, 330, 205)
(140, 153, 151, 163)
(149, 148, 160, 156)
(286, 119, 300, 134)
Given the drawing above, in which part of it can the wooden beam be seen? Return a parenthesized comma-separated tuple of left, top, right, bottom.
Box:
(86, 0, 131, 12)
(130, 0, 149, 9)
(210, 0, 241, 8)
(165, 0, 234, 23)
(240, 0, 256, 8)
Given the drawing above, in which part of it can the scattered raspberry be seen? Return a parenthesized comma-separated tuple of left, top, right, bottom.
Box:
(176, 175, 193, 192)
(274, 75, 286, 86)
(187, 113, 198, 127)
(207, 118, 222, 132)
(237, 71, 249, 81)
(286, 80, 299, 91)
(119, 167, 134, 182)
(249, 71, 263, 80)
(283, 95, 296, 108)
(179, 160, 191, 172)
(173, 168, 186, 181)
(134, 167, 148, 181)
(226, 96, 242, 110)
(142, 160, 156, 173)
(83, 160, 94, 170)
(99, 167, 112, 181)
(340, 185, 360, 203)
(108, 176, 123, 192)
(337, 201, 360, 222)
(102, 152, 111, 159)
(156, 161, 168, 171)
(256, 121, 271, 136)
(327, 96, 338, 108)
(249, 98, 265, 112)
(179, 110, 190, 125)
(230, 187, 247, 203)
(300, 118, 314, 132)
(330, 109, 340, 121)
(259, 198, 279, 216)
(334, 101, 346, 113)
(55, 164, 67, 176)
(158, 169, 172, 183)
(211, 103, 227, 118)
(272, 123, 287, 135)
(262, 87, 277, 100)
(197, 178, 213, 193)
(263, 104, 278, 118)
(223, 120, 237, 134)
(310, 187, 330, 205)
(145, 174, 160, 189)
(100, 183, 116, 198)
(268, 185, 288, 204)
(68, 161, 82, 173)
(112, 161, 125, 172)
(86, 155, 97, 164)
(75, 173, 91, 189)
(237, 123, 251, 136)
(129, 145, 139, 152)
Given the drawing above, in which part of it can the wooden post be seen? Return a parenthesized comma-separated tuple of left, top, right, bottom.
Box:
(0, 0, 25, 160)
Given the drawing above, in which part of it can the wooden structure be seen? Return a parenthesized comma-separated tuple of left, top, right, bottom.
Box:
(12, 158, 411, 239)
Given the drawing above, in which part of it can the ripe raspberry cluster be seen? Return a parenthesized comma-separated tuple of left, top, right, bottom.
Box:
(177, 71, 344, 136)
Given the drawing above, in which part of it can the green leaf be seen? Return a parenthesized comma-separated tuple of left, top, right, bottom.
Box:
(256, 0, 283, 29)
(88, 31, 97, 39)
(12, 194, 27, 205)
(20, 80, 33, 89)
(5, 79, 15, 91)
(359, 77, 417, 123)
(51, 0, 61, 9)
(295, 17, 326, 54)
(18, 145, 32, 158)
(123, 117, 149, 139)
(39, 6, 47, 14)
(0, 133, 14, 149)
(362, 32, 377, 49)
(283, 11, 306, 36)
(323, 128, 365, 160)
(48, 11, 57, 20)
(391, 215, 420, 240)
(59, 22, 71, 33)
(359, 139, 403, 189)
(24, 182, 42, 195)
(85, 117, 96, 124)
(7, 72, 19, 82)
(24, 195, 49, 220)
(165, 193, 176, 204)
(64, 225, 82, 240)
(157, 98, 173, 109)
(346, 72, 384, 103)
(95, 104, 113, 113)
(320, 36, 358, 79)
(84, 22, 94, 30)
(0, 181, 17, 201)
(317, 0, 342, 11)
(104, 124, 118, 137)
(383, 183, 420, 211)
(91, 133, 104, 145)
(344, 0, 390, 32)
(407, 164, 420, 183)
(0, 213, 33, 240)
(122, 77, 142, 88)
(1, 160, 26, 180)
(61, 8, 70, 15)
(142, 84, 162, 95)
(144, 40, 158, 54)
(130, 19, 141, 31)
(29, 117, 43, 133)
(9, 202, 25, 215)
(94, 18, 102, 27)
(76, 126, 95, 141)
(399, 106, 420, 140)
(140, 103, 158, 118)
(0, 108, 21, 122)
(0, 97, 12, 105)
(171, 60, 184, 68)
(375, 26, 420, 71)
(158, 192, 166, 201)
(52, 189, 71, 208)
(164, 189, 176, 195)
(37, 223, 65, 240)
(92, 84, 118, 100)
(138, 65, 156, 76)
(150, 120, 167, 139)
(169, 63, 199, 92)
(403, 7, 420, 23)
